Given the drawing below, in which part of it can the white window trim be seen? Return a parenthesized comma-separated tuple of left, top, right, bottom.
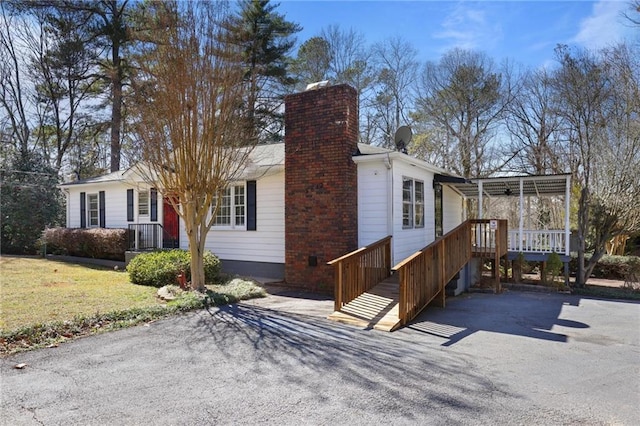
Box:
(87, 193, 100, 228)
(402, 177, 425, 230)
(138, 189, 150, 217)
(212, 184, 246, 230)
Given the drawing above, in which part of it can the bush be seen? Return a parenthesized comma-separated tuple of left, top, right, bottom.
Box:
(569, 253, 640, 280)
(42, 227, 128, 261)
(127, 249, 221, 287)
(545, 252, 563, 287)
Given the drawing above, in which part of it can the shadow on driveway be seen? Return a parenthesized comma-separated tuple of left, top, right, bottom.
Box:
(406, 292, 591, 346)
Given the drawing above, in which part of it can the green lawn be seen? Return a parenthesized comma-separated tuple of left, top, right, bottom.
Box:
(0, 256, 266, 353)
(0, 256, 163, 332)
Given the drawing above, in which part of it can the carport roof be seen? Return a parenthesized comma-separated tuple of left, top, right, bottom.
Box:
(447, 174, 571, 198)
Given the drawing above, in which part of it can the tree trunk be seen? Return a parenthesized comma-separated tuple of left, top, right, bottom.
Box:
(575, 187, 590, 288)
(183, 202, 207, 293)
(110, 39, 122, 172)
(189, 240, 206, 292)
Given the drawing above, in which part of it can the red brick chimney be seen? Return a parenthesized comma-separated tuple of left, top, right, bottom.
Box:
(284, 84, 359, 293)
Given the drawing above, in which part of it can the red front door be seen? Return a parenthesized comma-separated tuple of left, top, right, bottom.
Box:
(163, 198, 179, 248)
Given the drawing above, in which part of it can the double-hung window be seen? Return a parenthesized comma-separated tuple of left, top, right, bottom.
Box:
(402, 178, 424, 229)
(138, 190, 149, 216)
(87, 193, 99, 227)
(213, 185, 245, 228)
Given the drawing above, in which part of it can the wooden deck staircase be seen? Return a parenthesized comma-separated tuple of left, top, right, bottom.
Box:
(327, 220, 508, 332)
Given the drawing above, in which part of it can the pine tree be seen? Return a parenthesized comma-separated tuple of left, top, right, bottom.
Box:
(226, 0, 301, 143)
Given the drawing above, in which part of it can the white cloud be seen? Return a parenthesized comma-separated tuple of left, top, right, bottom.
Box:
(572, 0, 631, 49)
(433, 3, 502, 52)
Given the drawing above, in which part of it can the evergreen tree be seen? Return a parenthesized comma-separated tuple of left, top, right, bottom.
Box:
(0, 152, 63, 254)
(291, 36, 332, 87)
(226, 0, 301, 143)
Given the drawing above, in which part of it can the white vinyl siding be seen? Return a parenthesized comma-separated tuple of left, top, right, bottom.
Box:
(442, 185, 464, 234)
(195, 172, 285, 264)
(391, 161, 435, 262)
(356, 157, 438, 265)
(357, 162, 389, 247)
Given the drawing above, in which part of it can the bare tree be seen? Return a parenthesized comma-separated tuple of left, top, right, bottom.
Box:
(506, 68, 565, 175)
(321, 24, 374, 94)
(414, 48, 515, 178)
(550, 44, 639, 287)
(0, 1, 36, 156)
(370, 36, 418, 148)
(589, 43, 640, 261)
(296, 25, 376, 144)
(622, 0, 640, 26)
(131, 1, 255, 291)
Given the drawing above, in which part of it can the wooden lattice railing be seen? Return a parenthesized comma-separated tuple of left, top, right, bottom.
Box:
(392, 221, 472, 325)
(327, 236, 392, 312)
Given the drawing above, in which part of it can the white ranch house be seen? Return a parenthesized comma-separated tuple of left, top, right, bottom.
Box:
(59, 84, 571, 294)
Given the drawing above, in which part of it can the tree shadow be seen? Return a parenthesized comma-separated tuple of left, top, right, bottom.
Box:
(177, 302, 521, 423)
(405, 292, 590, 346)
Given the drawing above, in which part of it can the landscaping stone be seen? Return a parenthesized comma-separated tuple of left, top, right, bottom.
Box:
(156, 286, 177, 301)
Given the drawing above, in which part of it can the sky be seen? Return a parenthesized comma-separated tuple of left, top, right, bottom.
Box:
(276, 0, 638, 69)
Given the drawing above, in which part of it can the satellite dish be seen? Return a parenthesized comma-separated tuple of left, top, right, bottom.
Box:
(394, 126, 412, 154)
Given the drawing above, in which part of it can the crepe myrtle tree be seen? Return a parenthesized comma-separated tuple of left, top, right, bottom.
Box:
(130, 1, 256, 291)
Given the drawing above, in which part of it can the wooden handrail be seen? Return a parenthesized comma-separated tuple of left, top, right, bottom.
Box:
(469, 219, 507, 292)
(328, 236, 392, 311)
(392, 221, 472, 325)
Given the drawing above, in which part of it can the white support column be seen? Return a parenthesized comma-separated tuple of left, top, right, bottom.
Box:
(478, 181, 483, 220)
(565, 175, 571, 256)
(519, 178, 524, 253)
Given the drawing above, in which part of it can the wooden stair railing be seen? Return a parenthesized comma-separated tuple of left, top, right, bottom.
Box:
(392, 221, 472, 326)
(327, 236, 392, 312)
(470, 219, 508, 291)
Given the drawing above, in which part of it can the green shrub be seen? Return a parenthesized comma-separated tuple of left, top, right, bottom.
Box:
(545, 251, 563, 287)
(127, 249, 221, 287)
(569, 253, 640, 280)
(41, 227, 128, 261)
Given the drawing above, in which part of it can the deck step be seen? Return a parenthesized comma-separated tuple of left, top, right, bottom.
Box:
(328, 276, 402, 332)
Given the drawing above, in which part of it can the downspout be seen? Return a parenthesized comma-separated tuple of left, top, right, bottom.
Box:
(384, 153, 393, 265)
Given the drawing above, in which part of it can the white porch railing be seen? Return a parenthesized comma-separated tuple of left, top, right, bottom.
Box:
(508, 230, 566, 254)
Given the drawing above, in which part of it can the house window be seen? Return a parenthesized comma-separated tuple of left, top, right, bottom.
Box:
(415, 180, 424, 228)
(434, 183, 443, 238)
(403, 178, 424, 229)
(87, 193, 99, 227)
(213, 185, 245, 228)
(234, 185, 245, 226)
(138, 190, 149, 216)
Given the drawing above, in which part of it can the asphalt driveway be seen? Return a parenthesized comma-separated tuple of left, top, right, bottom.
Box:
(1, 290, 639, 425)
